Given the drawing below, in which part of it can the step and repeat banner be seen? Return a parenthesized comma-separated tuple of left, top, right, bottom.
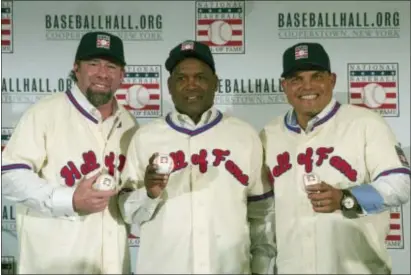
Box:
(1, 1, 410, 274)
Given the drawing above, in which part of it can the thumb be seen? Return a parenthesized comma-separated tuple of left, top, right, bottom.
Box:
(83, 171, 102, 186)
(149, 152, 159, 164)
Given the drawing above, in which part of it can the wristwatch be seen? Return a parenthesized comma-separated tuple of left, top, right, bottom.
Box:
(340, 189, 356, 210)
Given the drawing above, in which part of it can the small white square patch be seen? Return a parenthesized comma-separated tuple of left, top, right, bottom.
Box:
(181, 41, 194, 51)
(295, 45, 308, 60)
(96, 34, 111, 49)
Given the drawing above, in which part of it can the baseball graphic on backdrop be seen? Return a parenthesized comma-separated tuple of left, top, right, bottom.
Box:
(362, 83, 386, 108)
(153, 153, 174, 174)
(127, 84, 150, 109)
(208, 20, 232, 45)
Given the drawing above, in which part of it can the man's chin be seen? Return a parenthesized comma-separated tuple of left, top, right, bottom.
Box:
(86, 89, 113, 107)
(300, 107, 321, 118)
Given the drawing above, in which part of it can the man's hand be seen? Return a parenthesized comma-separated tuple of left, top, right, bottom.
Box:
(305, 181, 343, 213)
(72, 173, 118, 214)
(144, 153, 169, 199)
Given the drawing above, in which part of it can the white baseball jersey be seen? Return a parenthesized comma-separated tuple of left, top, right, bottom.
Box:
(1, 85, 138, 274)
(261, 98, 410, 274)
(119, 107, 276, 274)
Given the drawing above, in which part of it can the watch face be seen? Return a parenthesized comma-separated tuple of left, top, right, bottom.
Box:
(343, 197, 355, 209)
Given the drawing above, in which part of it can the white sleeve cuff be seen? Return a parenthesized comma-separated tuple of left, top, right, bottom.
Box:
(119, 189, 163, 225)
(50, 186, 76, 217)
(144, 193, 162, 216)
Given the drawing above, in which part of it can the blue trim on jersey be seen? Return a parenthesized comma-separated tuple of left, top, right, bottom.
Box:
(1, 163, 31, 173)
(247, 190, 274, 202)
(284, 101, 341, 134)
(312, 102, 341, 131)
(66, 90, 98, 124)
(283, 114, 301, 133)
(373, 167, 411, 181)
(350, 184, 384, 214)
(165, 111, 223, 136)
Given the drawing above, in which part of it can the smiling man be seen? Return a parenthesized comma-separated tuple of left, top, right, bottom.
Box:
(118, 40, 276, 274)
(260, 42, 410, 274)
(1, 31, 137, 274)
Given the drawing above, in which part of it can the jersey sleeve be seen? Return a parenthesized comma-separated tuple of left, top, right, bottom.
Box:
(2, 106, 47, 172)
(365, 114, 410, 178)
(118, 130, 163, 226)
(1, 104, 77, 217)
(350, 113, 410, 214)
(246, 129, 276, 274)
(247, 130, 274, 199)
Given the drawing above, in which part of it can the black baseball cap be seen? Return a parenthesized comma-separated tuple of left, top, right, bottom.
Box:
(75, 31, 126, 66)
(165, 40, 215, 73)
(281, 42, 331, 78)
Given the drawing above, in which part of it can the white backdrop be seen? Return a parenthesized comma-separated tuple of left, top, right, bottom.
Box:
(1, 1, 410, 274)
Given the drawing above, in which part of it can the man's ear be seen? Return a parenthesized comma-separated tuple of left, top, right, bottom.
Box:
(119, 67, 125, 83)
(167, 76, 172, 95)
(281, 78, 287, 93)
(330, 72, 337, 89)
(212, 74, 219, 93)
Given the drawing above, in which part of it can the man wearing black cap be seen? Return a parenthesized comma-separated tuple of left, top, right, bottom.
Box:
(118, 40, 276, 274)
(260, 42, 410, 274)
(2, 31, 137, 273)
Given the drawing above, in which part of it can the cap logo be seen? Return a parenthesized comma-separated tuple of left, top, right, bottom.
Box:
(96, 34, 111, 49)
(295, 45, 308, 60)
(181, 41, 194, 51)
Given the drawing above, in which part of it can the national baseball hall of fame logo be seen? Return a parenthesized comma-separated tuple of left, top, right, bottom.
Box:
(348, 63, 399, 117)
(128, 233, 140, 247)
(115, 65, 162, 118)
(1, 0, 13, 53)
(195, 1, 245, 54)
(386, 206, 404, 249)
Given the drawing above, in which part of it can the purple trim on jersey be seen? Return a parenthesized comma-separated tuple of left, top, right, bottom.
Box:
(284, 101, 341, 134)
(311, 101, 341, 131)
(247, 190, 274, 202)
(1, 163, 31, 172)
(66, 90, 98, 124)
(283, 114, 301, 133)
(373, 167, 411, 181)
(165, 111, 223, 136)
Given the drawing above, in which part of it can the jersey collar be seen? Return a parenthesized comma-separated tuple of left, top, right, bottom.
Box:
(165, 106, 223, 136)
(66, 84, 121, 124)
(284, 98, 341, 134)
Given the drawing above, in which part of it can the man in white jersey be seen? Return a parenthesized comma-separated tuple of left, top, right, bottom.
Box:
(260, 42, 411, 274)
(1, 31, 137, 274)
(118, 40, 276, 274)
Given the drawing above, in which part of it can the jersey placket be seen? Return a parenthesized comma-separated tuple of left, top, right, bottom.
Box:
(297, 136, 317, 273)
(101, 199, 120, 273)
(190, 139, 211, 274)
(99, 114, 122, 272)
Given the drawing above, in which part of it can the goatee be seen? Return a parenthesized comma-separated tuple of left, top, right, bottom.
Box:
(86, 88, 113, 107)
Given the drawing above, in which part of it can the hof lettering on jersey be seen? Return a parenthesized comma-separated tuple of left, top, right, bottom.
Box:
(168, 148, 249, 186)
(269, 146, 357, 184)
(60, 150, 126, 187)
